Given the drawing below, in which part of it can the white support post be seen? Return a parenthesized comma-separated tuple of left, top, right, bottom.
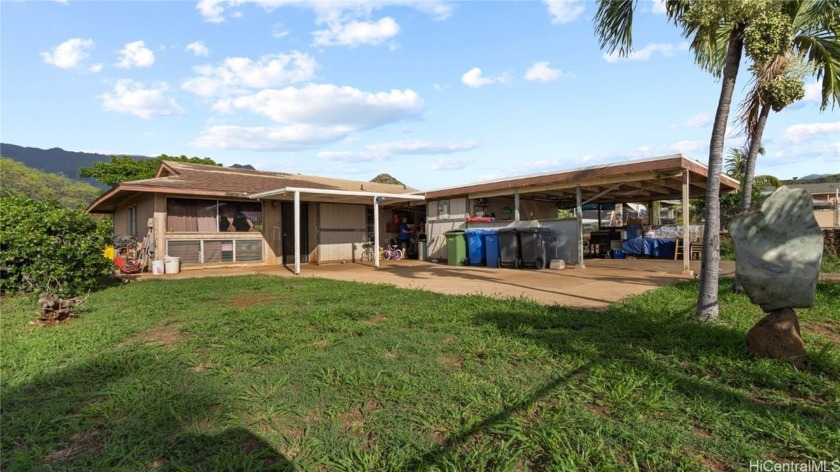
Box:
(294, 190, 301, 275)
(682, 172, 692, 276)
(373, 196, 380, 269)
(514, 192, 520, 223)
(576, 185, 585, 269)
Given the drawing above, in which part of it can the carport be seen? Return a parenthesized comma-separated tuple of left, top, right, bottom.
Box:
(249, 187, 425, 275)
(423, 154, 740, 275)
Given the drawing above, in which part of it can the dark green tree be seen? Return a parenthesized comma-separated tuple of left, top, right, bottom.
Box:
(370, 173, 405, 186)
(79, 155, 221, 187)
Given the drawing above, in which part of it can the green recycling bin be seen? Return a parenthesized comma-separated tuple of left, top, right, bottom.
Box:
(444, 230, 467, 266)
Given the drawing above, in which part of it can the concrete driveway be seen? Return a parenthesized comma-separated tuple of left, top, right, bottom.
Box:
(138, 258, 735, 310)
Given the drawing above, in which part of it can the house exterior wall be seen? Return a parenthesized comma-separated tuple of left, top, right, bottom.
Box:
(113, 194, 155, 239)
(317, 203, 367, 263)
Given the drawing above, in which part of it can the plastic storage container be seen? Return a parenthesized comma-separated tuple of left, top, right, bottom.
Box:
(444, 230, 467, 266)
(465, 229, 487, 266)
(518, 227, 554, 270)
(416, 241, 427, 261)
(164, 256, 181, 274)
(497, 228, 521, 268)
(151, 260, 165, 275)
(484, 231, 500, 268)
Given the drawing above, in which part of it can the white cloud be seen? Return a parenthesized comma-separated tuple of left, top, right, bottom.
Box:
(603, 42, 686, 63)
(41, 38, 95, 69)
(524, 61, 573, 82)
(670, 140, 706, 154)
(185, 41, 210, 57)
(431, 157, 474, 171)
(313, 17, 400, 47)
(367, 139, 479, 155)
(318, 151, 384, 162)
(781, 122, 840, 144)
(191, 124, 351, 150)
(651, 0, 667, 15)
(196, 0, 227, 23)
(89, 63, 104, 73)
(99, 79, 185, 119)
(272, 22, 290, 38)
(671, 112, 713, 129)
(182, 51, 317, 97)
(117, 41, 155, 68)
(213, 84, 423, 129)
(544, 0, 585, 24)
(461, 67, 510, 88)
(802, 82, 822, 104)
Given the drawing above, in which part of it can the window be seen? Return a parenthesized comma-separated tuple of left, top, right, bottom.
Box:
(166, 198, 262, 233)
(166, 239, 263, 265)
(128, 205, 137, 236)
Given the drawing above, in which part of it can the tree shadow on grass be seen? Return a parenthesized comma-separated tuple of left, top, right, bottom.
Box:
(0, 347, 292, 471)
(408, 283, 839, 468)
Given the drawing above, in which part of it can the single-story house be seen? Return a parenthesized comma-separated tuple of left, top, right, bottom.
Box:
(784, 181, 840, 228)
(87, 154, 739, 275)
(86, 161, 424, 274)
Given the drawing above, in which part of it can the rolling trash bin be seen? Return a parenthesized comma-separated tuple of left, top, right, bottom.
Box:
(484, 231, 500, 268)
(465, 229, 487, 266)
(518, 227, 554, 270)
(497, 228, 521, 268)
(444, 230, 467, 266)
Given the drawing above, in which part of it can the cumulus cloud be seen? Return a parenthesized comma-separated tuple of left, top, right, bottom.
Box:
(89, 63, 104, 73)
(781, 122, 840, 144)
(367, 139, 479, 155)
(41, 38, 95, 69)
(431, 157, 474, 171)
(524, 61, 573, 82)
(461, 67, 510, 88)
(651, 0, 667, 15)
(801, 82, 823, 104)
(318, 151, 384, 162)
(313, 17, 400, 47)
(191, 124, 351, 150)
(670, 140, 706, 154)
(272, 22, 290, 38)
(544, 0, 585, 24)
(99, 79, 184, 119)
(671, 112, 713, 129)
(182, 51, 317, 97)
(185, 41, 210, 57)
(213, 84, 423, 129)
(117, 41, 155, 68)
(603, 42, 686, 63)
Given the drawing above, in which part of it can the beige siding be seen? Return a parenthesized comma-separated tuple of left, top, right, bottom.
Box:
(317, 203, 366, 263)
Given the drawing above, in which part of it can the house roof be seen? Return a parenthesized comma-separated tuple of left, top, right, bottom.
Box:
(87, 161, 417, 213)
(422, 154, 740, 206)
(784, 182, 840, 196)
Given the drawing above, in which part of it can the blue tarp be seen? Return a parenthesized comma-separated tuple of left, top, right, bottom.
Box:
(621, 237, 677, 259)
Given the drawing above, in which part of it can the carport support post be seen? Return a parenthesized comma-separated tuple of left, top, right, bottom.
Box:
(514, 192, 520, 223)
(576, 185, 585, 269)
(294, 190, 301, 275)
(373, 196, 380, 269)
(682, 172, 692, 276)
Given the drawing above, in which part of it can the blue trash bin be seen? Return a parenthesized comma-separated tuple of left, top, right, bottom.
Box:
(484, 231, 500, 268)
(465, 229, 487, 266)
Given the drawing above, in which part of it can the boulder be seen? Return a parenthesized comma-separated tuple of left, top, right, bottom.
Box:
(730, 186, 823, 312)
(746, 308, 806, 367)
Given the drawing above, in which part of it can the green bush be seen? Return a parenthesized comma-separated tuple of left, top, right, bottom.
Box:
(0, 195, 114, 296)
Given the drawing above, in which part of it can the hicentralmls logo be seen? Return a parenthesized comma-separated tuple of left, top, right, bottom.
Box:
(749, 460, 840, 472)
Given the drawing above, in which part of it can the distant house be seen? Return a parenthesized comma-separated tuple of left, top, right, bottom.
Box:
(785, 182, 840, 228)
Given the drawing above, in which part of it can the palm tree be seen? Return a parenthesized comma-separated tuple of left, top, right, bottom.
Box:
(595, 0, 768, 322)
(737, 0, 840, 212)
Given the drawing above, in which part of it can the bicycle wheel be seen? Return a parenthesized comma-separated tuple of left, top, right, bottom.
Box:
(394, 249, 403, 260)
(383, 248, 392, 260)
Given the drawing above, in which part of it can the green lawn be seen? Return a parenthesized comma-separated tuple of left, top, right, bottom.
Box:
(2, 276, 838, 471)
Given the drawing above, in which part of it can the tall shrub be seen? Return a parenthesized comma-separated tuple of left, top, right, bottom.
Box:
(0, 195, 113, 296)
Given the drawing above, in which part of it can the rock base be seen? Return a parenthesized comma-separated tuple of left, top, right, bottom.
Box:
(746, 308, 806, 367)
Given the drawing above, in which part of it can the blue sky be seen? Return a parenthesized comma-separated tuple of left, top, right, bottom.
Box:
(2, 0, 837, 190)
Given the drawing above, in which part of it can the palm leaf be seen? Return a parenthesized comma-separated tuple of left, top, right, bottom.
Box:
(594, 0, 637, 56)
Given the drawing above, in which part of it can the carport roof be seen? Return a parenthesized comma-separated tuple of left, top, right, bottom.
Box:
(422, 154, 740, 205)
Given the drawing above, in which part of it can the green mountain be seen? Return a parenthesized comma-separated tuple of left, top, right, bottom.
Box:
(0, 158, 101, 208)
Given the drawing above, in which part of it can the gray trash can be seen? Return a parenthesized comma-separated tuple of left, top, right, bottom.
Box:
(417, 241, 427, 261)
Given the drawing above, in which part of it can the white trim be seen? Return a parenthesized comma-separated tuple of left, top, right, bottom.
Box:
(250, 186, 425, 202)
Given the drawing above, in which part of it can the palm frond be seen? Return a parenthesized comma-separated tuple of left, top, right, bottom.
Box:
(594, 0, 637, 56)
(791, 33, 840, 110)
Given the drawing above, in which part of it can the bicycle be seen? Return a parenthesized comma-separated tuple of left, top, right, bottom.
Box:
(381, 239, 403, 261)
(360, 241, 376, 262)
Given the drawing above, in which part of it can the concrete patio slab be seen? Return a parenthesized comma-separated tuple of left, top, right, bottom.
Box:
(133, 258, 736, 310)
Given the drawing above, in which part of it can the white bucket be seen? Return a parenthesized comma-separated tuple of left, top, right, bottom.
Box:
(164, 256, 180, 274)
(151, 260, 165, 275)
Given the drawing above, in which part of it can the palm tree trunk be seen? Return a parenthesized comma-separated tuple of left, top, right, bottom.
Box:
(695, 26, 745, 323)
(740, 104, 771, 212)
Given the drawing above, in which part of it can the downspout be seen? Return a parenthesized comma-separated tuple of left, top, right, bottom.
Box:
(294, 190, 301, 275)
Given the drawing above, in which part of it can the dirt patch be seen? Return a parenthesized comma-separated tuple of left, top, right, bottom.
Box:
(339, 397, 379, 430)
(149, 459, 168, 469)
(42, 431, 102, 464)
(385, 351, 398, 360)
(691, 424, 712, 439)
(583, 402, 608, 418)
(117, 323, 187, 350)
(228, 292, 280, 308)
(362, 314, 387, 325)
(190, 363, 209, 373)
(441, 336, 455, 345)
(313, 340, 329, 350)
(802, 321, 840, 343)
(439, 355, 463, 368)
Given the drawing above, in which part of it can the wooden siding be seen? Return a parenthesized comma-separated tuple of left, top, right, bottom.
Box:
(318, 203, 367, 263)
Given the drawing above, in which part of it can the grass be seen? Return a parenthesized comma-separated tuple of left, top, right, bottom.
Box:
(2, 276, 839, 471)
